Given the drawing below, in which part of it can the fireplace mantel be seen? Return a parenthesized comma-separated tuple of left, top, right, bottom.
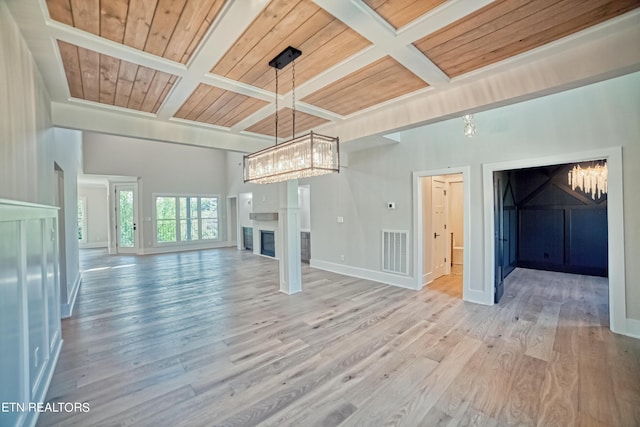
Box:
(249, 212, 278, 221)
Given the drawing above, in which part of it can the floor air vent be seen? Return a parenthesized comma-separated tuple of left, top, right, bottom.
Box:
(382, 230, 408, 275)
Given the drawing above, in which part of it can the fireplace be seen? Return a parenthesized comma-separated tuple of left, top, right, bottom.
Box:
(260, 230, 275, 257)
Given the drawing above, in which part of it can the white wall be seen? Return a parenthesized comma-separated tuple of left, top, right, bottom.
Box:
(78, 184, 109, 248)
(0, 3, 82, 425)
(83, 133, 230, 253)
(308, 71, 640, 320)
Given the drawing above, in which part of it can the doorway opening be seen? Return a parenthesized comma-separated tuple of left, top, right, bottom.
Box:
(110, 182, 139, 254)
(414, 167, 471, 300)
(54, 163, 67, 307)
(483, 148, 626, 334)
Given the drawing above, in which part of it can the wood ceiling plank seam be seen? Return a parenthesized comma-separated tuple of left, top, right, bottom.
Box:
(180, 1, 224, 64)
(122, 0, 159, 52)
(99, 0, 130, 44)
(210, 0, 301, 77)
(250, 20, 369, 93)
(414, 0, 530, 53)
(430, 0, 602, 73)
(311, 62, 418, 115)
(98, 53, 120, 105)
(174, 83, 214, 119)
(113, 61, 139, 108)
(163, 0, 222, 63)
(219, 98, 270, 128)
(211, 95, 262, 127)
(142, 0, 187, 58)
(374, 0, 445, 29)
(229, 3, 326, 84)
(152, 75, 176, 113)
(77, 45, 101, 102)
(126, 66, 156, 110)
(185, 86, 226, 121)
(140, 71, 172, 113)
(420, 0, 561, 60)
(70, 0, 100, 35)
(196, 90, 245, 124)
(57, 40, 85, 99)
(231, 7, 331, 85)
(46, 0, 74, 26)
(184, 85, 225, 121)
(444, 0, 640, 77)
(363, 0, 387, 10)
(301, 56, 392, 106)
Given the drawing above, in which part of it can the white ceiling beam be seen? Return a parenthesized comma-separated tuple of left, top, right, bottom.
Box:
(156, 0, 271, 120)
(395, 0, 496, 45)
(312, 0, 449, 87)
(46, 20, 187, 77)
(51, 102, 270, 153)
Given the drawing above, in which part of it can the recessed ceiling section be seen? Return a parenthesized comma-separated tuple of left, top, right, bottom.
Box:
(362, 0, 446, 29)
(57, 40, 177, 113)
(46, 0, 227, 63)
(210, 0, 371, 93)
(414, 0, 640, 78)
(174, 84, 269, 128)
(245, 108, 329, 139)
(302, 56, 428, 116)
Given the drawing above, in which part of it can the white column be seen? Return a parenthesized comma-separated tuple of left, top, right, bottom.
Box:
(278, 179, 302, 294)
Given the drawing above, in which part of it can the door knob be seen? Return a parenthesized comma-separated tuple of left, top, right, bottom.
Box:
(434, 232, 440, 238)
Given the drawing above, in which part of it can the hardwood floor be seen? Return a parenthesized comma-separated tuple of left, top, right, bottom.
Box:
(38, 248, 640, 426)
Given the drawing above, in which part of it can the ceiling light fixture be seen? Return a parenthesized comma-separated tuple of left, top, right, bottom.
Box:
(243, 46, 339, 184)
(568, 162, 608, 199)
(462, 114, 476, 137)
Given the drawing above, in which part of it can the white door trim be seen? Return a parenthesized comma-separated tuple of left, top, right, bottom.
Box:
(413, 167, 471, 300)
(482, 147, 626, 335)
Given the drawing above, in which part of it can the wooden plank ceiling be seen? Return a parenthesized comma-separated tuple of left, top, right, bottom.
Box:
(414, 0, 640, 78)
(43, 0, 640, 138)
(302, 56, 428, 116)
(46, 0, 227, 64)
(362, 0, 447, 29)
(246, 108, 329, 139)
(57, 40, 176, 113)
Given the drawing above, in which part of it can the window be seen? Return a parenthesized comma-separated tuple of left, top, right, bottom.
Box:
(155, 195, 219, 244)
(77, 197, 87, 243)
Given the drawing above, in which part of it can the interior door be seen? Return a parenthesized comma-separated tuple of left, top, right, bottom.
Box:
(432, 178, 447, 280)
(494, 174, 505, 303)
(114, 184, 138, 254)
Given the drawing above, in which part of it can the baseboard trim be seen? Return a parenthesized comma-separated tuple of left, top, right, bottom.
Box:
(139, 241, 236, 255)
(25, 337, 63, 427)
(623, 318, 640, 339)
(464, 288, 493, 306)
(79, 241, 107, 249)
(61, 272, 81, 319)
(310, 259, 419, 290)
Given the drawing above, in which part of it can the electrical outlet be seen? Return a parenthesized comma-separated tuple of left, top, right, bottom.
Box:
(340, 254, 345, 261)
(337, 216, 344, 223)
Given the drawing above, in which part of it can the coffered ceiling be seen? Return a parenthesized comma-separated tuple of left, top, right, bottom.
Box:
(6, 0, 640, 152)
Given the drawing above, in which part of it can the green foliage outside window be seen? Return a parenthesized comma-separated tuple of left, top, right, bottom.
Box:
(156, 195, 219, 243)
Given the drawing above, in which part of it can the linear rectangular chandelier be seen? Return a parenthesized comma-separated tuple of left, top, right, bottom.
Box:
(243, 46, 339, 184)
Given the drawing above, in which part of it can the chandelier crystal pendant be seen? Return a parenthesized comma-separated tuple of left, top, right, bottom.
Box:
(567, 162, 608, 199)
(462, 114, 476, 138)
(243, 46, 339, 184)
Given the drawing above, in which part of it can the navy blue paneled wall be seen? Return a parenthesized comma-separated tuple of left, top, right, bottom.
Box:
(514, 162, 608, 277)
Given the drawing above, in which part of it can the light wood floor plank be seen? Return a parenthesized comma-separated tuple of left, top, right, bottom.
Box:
(35, 249, 639, 427)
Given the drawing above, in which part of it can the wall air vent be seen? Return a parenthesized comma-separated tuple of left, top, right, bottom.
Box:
(382, 230, 409, 275)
